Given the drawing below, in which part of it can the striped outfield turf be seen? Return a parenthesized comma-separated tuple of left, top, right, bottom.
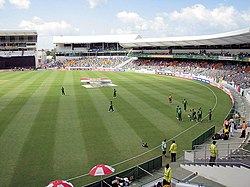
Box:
(0, 70, 231, 187)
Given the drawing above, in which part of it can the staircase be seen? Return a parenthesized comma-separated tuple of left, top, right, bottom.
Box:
(182, 140, 250, 187)
(181, 163, 250, 187)
(115, 57, 137, 69)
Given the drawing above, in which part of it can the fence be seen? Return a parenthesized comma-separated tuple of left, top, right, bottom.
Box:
(191, 125, 215, 150)
(83, 155, 162, 187)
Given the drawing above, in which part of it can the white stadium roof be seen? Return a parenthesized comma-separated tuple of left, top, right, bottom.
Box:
(53, 34, 141, 44)
(120, 28, 250, 48)
(0, 30, 37, 36)
(53, 28, 250, 48)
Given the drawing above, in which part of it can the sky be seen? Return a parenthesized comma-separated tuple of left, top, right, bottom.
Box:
(0, 0, 250, 49)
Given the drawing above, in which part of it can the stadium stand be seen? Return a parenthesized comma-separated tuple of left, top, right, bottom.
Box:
(52, 28, 250, 88)
(0, 30, 38, 69)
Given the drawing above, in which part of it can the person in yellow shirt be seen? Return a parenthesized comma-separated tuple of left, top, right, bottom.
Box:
(209, 141, 218, 166)
(163, 163, 172, 186)
(169, 140, 177, 162)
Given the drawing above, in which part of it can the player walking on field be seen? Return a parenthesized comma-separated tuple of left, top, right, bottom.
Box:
(113, 88, 117, 98)
(108, 101, 114, 112)
(61, 86, 65, 95)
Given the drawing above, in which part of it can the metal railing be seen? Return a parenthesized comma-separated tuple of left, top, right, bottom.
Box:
(183, 142, 250, 165)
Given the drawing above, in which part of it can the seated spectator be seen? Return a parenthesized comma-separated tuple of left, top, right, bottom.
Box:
(112, 176, 131, 187)
(154, 182, 163, 187)
(221, 128, 229, 140)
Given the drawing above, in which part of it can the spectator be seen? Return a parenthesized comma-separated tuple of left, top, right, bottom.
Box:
(169, 140, 177, 162)
(240, 121, 247, 138)
(209, 141, 218, 166)
(163, 163, 172, 186)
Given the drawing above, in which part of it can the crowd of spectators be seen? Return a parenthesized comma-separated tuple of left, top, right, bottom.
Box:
(47, 56, 129, 69)
(44, 55, 250, 89)
(126, 58, 250, 89)
(134, 49, 250, 58)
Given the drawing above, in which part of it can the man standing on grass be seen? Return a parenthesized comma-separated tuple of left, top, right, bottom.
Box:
(61, 86, 65, 95)
(108, 101, 114, 112)
(177, 107, 182, 121)
(176, 105, 179, 120)
(161, 138, 167, 158)
(168, 95, 172, 104)
(183, 98, 187, 112)
(197, 107, 202, 122)
(208, 109, 212, 120)
(169, 140, 177, 162)
(113, 88, 117, 98)
(191, 109, 197, 121)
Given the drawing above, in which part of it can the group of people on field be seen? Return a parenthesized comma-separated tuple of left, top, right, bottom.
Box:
(169, 95, 212, 122)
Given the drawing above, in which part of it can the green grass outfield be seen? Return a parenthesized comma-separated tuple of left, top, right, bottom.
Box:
(0, 70, 232, 187)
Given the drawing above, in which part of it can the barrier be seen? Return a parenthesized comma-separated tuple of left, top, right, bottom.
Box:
(83, 155, 162, 187)
(192, 126, 215, 150)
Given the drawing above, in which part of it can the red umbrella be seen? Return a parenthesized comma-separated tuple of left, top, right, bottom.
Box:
(89, 164, 115, 176)
(89, 164, 115, 187)
(47, 180, 74, 187)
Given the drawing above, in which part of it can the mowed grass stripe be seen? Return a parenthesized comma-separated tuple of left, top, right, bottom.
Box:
(113, 73, 178, 122)
(134, 74, 208, 102)
(9, 71, 62, 187)
(0, 71, 57, 187)
(114, 73, 182, 112)
(85, 72, 143, 162)
(107, 72, 217, 140)
(0, 71, 42, 110)
(124, 73, 217, 121)
(0, 71, 53, 137)
(111, 73, 181, 133)
(96, 74, 165, 145)
(125, 73, 213, 110)
(0, 71, 34, 84)
(53, 71, 87, 179)
(72, 71, 120, 167)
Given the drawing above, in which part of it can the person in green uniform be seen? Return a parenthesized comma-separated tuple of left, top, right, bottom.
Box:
(176, 105, 179, 119)
(197, 107, 202, 122)
(177, 107, 182, 121)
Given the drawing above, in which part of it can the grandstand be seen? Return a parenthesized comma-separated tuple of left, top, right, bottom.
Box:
(53, 29, 250, 89)
(53, 34, 139, 58)
(0, 30, 37, 69)
(53, 28, 250, 59)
